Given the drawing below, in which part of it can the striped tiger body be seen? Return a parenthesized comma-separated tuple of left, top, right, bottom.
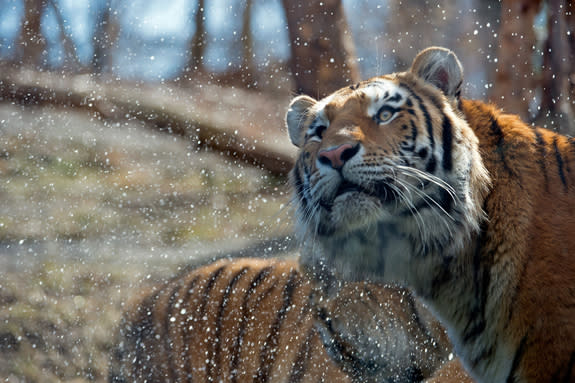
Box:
(287, 47, 575, 382)
(108, 257, 453, 383)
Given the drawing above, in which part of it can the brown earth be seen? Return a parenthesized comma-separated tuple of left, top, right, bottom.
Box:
(0, 97, 295, 382)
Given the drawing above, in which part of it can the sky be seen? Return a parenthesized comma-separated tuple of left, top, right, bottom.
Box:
(0, 0, 292, 79)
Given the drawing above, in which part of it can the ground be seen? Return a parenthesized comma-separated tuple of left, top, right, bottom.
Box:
(0, 102, 293, 382)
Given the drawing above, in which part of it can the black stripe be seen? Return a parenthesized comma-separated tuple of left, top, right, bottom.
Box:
(506, 334, 528, 383)
(181, 276, 201, 382)
(463, 225, 490, 345)
(407, 189, 452, 216)
(534, 128, 549, 191)
(441, 116, 453, 171)
(553, 136, 568, 192)
(426, 156, 437, 173)
(164, 283, 182, 382)
(403, 291, 437, 344)
(401, 83, 436, 157)
(488, 113, 516, 178)
(230, 266, 273, 383)
(256, 270, 299, 383)
(288, 326, 316, 383)
(315, 306, 354, 363)
(410, 120, 418, 142)
(438, 184, 454, 213)
(505, 230, 537, 330)
(196, 266, 226, 376)
(132, 291, 162, 377)
(423, 90, 445, 114)
(387, 92, 402, 103)
(209, 267, 249, 383)
(469, 344, 496, 369)
(430, 254, 454, 297)
(315, 307, 379, 378)
(291, 161, 308, 212)
(198, 266, 226, 317)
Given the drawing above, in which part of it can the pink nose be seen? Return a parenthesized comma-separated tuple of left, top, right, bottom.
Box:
(318, 144, 358, 169)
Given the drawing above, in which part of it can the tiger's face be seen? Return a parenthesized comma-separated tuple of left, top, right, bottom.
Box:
(288, 47, 490, 286)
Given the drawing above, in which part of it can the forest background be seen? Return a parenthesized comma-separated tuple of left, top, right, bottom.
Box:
(0, 0, 573, 381)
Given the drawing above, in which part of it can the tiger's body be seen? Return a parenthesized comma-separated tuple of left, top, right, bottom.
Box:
(108, 257, 453, 383)
(287, 47, 575, 382)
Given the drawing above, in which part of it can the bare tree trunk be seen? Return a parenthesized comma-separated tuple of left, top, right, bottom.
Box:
(92, 0, 118, 73)
(46, 0, 81, 70)
(281, 0, 359, 98)
(535, 0, 575, 134)
(491, 0, 542, 120)
(187, 0, 206, 74)
(567, 1, 575, 114)
(18, 0, 47, 68)
(240, 0, 255, 87)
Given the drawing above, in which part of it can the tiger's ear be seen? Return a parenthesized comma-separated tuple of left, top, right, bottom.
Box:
(286, 95, 317, 147)
(410, 47, 463, 100)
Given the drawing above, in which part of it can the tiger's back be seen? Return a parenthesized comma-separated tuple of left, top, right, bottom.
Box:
(461, 98, 575, 382)
(109, 257, 340, 383)
(109, 257, 453, 383)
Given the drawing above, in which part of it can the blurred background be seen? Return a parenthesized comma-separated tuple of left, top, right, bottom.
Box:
(0, 0, 573, 381)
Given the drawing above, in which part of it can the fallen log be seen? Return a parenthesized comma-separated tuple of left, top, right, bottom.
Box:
(0, 67, 296, 176)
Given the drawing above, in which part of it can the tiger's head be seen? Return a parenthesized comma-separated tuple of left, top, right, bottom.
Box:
(287, 47, 490, 287)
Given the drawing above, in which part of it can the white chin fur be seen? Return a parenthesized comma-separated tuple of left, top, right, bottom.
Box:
(329, 192, 388, 234)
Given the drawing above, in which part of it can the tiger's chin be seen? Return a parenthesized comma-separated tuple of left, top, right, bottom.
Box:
(318, 191, 391, 237)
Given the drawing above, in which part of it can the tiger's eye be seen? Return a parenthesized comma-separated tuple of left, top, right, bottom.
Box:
(379, 110, 393, 122)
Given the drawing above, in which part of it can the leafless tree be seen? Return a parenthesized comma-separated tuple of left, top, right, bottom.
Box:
(240, 0, 255, 87)
(46, 0, 81, 70)
(534, 0, 575, 134)
(17, 0, 47, 68)
(491, 0, 542, 121)
(92, 0, 119, 73)
(187, 0, 206, 73)
(281, 0, 359, 98)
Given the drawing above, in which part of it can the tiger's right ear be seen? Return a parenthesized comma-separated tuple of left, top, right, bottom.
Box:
(286, 95, 317, 147)
(410, 47, 463, 100)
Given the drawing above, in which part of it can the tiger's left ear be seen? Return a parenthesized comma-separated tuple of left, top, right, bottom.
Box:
(410, 47, 463, 100)
(286, 95, 317, 147)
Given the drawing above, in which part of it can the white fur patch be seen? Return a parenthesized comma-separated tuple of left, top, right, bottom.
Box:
(362, 80, 409, 117)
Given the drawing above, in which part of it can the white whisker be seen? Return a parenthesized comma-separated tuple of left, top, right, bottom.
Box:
(395, 165, 457, 200)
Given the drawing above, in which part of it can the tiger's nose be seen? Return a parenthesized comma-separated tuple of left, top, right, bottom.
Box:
(318, 144, 359, 169)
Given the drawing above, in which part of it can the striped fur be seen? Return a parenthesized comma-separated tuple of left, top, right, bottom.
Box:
(288, 47, 575, 382)
(108, 257, 454, 383)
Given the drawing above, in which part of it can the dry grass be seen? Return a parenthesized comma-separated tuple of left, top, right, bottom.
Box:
(0, 260, 141, 382)
(0, 103, 294, 382)
(0, 104, 292, 244)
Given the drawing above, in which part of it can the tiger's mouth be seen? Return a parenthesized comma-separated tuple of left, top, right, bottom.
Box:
(320, 180, 396, 211)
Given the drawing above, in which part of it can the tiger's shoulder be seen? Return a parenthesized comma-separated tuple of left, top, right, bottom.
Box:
(109, 256, 456, 383)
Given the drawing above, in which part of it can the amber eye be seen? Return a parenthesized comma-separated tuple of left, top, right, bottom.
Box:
(379, 110, 393, 122)
(375, 106, 397, 124)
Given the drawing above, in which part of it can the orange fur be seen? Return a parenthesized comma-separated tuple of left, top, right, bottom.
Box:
(461, 99, 575, 382)
(109, 257, 454, 383)
(425, 359, 474, 383)
(288, 47, 575, 382)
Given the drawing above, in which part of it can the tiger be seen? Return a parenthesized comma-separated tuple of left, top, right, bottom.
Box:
(108, 256, 454, 383)
(287, 45, 575, 383)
